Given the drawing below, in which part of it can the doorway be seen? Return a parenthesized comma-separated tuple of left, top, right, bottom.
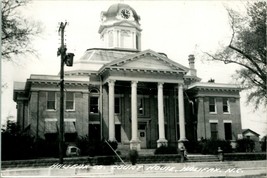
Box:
(138, 122, 147, 148)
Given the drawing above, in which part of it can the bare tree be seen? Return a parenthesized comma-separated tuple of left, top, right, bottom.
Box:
(204, 1, 266, 109)
(1, 0, 42, 62)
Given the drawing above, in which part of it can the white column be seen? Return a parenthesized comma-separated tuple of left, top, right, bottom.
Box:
(108, 80, 116, 142)
(157, 82, 168, 147)
(130, 80, 141, 150)
(178, 84, 187, 148)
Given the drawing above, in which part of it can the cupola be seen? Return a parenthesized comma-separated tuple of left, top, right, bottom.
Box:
(98, 3, 142, 50)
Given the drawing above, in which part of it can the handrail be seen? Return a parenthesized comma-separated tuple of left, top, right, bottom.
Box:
(105, 140, 126, 165)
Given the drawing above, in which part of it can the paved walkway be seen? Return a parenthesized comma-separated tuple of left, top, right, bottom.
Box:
(1, 160, 266, 177)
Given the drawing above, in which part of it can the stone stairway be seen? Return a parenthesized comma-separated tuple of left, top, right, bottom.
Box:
(116, 144, 155, 156)
(186, 154, 220, 162)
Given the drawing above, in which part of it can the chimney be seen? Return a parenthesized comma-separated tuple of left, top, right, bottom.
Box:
(188, 54, 197, 76)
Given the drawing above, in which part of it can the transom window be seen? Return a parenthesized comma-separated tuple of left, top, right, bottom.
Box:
(209, 97, 216, 113)
(47, 91, 56, 110)
(66, 92, 74, 110)
(223, 98, 230, 113)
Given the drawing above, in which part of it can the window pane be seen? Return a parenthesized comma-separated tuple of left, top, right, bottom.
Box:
(48, 92, 55, 100)
(209, 98, 216, 112)
(47, 92, 56, 110)
(223, 98, 229, 113)
(47, 101, 55, 110)
(209, 105, 215, 112)
(210, 123, 217, 131)
(66, 101, 74, 110)
(66, 92, 74, 100)
(66, 93, 74, 110)
(210, 123, 218, 140)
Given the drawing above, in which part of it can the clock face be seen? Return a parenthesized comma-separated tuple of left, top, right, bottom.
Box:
(121, 9, 131, 19)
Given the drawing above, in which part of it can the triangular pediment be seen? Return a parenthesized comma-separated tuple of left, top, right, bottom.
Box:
(101, 49, 189, 74)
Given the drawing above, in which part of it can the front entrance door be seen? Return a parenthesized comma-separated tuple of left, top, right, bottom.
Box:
(138, 122, 147, 148)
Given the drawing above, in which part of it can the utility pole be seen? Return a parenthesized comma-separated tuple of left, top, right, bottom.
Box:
(57, 22, 74, 164)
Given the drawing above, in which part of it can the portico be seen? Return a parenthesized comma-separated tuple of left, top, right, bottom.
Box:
(100, 51, 187, 150)
(106, 79, 187, 150)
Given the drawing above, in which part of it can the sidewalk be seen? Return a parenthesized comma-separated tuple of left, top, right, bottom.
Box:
(1, 160, 266, 177)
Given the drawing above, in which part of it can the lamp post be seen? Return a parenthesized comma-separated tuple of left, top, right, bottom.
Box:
(57, 22, 74, 164)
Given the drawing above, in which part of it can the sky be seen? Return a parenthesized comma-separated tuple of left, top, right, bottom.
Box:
(2, 0, 266, 137)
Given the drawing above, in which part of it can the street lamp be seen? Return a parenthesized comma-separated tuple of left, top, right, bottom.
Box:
(57, 22, 74, 164)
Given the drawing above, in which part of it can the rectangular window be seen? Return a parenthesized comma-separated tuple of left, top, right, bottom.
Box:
(115, 124, 121, 143)
(90, 97, 99, 114)
(47, 92, 56, 110)
(209, 97, 216, 113)
(210, 123, 218, 140)
(223, 98, 230, 113)
(224, 123, 232, 140)
(66, 92, 74, 110)
(114, 97, 120, 114)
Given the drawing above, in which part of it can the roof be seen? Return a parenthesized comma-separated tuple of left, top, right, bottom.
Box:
(99, 49, 189, 75)
(65, 48, 139, 73)
(13, 82, 26, 90)
(79, 48, 138, 62)
(188, 82, 241, 91)
(242, 129, 260, 136)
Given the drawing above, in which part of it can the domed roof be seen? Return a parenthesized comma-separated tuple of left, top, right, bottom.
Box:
(102, 3, 140, 23)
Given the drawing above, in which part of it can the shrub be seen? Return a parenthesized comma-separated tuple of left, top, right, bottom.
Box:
(261, 136, 266, 152)
(154, 145, 178, 155)
(236, 138, 255, 152)
(129, 150, 139, 165)
(200, 139, 232, 154)
(33, 138, 68, 158)
(184, 141, 201, 153)
(75, 136, 118, 156)
(1, 121, 35, 160)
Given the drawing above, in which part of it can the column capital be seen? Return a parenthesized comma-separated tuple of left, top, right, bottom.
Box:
(178, 83, 184, 87)
(158, 82, 164, 87)
(131, 80, 138, 86)
(108, 79, 116, 86)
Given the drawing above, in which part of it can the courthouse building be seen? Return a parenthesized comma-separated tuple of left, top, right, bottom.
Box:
(13, 3, 242, 150)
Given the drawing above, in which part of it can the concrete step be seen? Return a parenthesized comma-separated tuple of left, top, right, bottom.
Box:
(138, 149, 155, 156)
(186, 155, 220, 162)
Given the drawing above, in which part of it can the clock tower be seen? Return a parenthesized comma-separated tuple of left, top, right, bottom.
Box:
(98, 3, 142, 51)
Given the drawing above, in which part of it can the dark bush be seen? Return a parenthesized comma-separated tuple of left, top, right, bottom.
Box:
(261, 136, 266, 152)
(75, 136, 118, 156)
(33, 138, 67, 158)
(2, 132, 35, 160)
(236, 138, 255, 152)
(154, 145, 178, 155)
(2, 121, 35, 160)
(200, 139, 232, 154)
(129, 150, 139, 165)
(184, 140, 201, 153)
